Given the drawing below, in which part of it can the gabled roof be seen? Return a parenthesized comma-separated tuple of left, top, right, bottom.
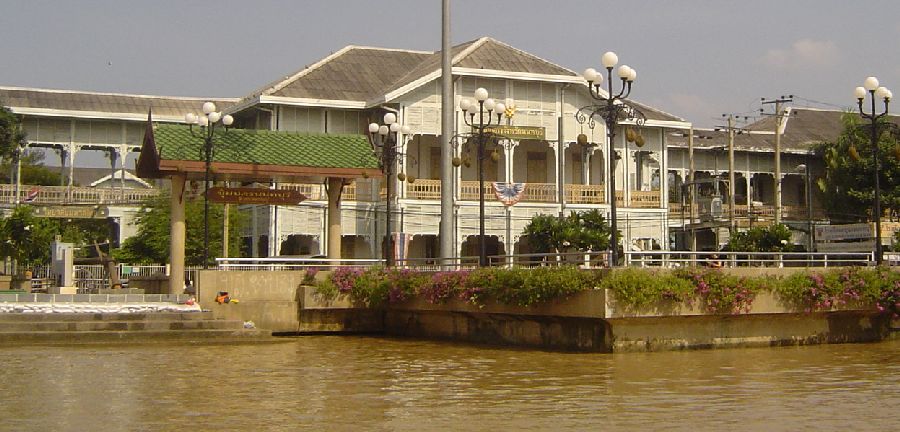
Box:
(138, 124, 381, 183)
(666, 108, 899, 153)
(0, 86, 235, 123)
(89, 169, 153, 188)
(379, 37, 582, 102)
(235, 46, 432, 109)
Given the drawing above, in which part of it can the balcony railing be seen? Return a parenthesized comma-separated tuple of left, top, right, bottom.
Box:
(406, 179, 441, 200)
(459, 181, 495, 201)
(0, 184, 159, 205)
(629, 190, 661, 208)
(565, 184, 606, 204)
(668, 202, 826, 221)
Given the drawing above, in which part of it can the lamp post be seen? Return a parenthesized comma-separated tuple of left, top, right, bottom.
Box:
(576, 52, 642, 266)
(459, 88, 507, 267)
(368, 113, 413, 267)
(854, 77, 892, 265)
(184, 102, 234, 269)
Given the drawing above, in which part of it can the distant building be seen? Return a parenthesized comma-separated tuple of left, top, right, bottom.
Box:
(1, 37, 897, 259)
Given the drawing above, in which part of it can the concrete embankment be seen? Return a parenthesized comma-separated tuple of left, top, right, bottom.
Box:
(0, 291, 273, 343)
(197, 269, 897, 352)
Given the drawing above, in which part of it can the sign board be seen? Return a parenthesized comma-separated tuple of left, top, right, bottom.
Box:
(816, 240, 875, 253)
(814, 223, 872, 242)
(33, 205, 108, 219)
(206, 187, 308, 205)
(484, 125, 545, 141)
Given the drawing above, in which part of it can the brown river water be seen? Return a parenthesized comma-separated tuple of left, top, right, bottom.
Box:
(0, 337, 897, 431)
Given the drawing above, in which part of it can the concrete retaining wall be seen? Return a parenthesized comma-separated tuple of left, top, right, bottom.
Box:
(200, 269, 894, 351)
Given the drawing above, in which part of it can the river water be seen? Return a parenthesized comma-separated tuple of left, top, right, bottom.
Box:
(0, 337, 897, 431)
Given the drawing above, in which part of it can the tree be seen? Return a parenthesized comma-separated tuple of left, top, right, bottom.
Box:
(115, 193, 246, 265)
(0, 150, 62, 185)
(0, 206, 59, 270)
(0, 103, 26, 160)
(522, 209, 613, 254)
(724, 224, 793, 253)
(814, 113, 900, 222)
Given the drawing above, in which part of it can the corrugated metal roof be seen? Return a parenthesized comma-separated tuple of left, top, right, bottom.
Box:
(0, 87, 235, 119)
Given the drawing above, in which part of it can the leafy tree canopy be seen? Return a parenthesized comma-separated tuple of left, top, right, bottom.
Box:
(0, 103, 26, 160)
(115, 192, 247, 266)
(814, 113, 900, 222)
(724, 223, 793, 253)
(521, 209, 614, 254)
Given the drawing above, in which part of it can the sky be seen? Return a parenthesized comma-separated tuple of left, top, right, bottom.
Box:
(1, 0, 898, 167)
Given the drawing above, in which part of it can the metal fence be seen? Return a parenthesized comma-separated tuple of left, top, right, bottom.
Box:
(9, 250, 897, 292)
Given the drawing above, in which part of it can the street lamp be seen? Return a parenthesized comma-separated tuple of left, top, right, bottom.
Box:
(184, 102, 234, 269)
(367, 112, 413, 267)
(854, 77, 892, 265)
(575, 51, 643, 266)
(459, 88, 508, 267)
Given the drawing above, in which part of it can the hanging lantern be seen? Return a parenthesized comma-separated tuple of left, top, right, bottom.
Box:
(490, 150, 500, 162)
(634, 134, 645, 147)
(463, 157, 471, 168)
(577, 133, 588, 146)
(407, 175, 416, 184)
(625, 128, 636, 143)
(452, 156, 462, 167)
(397, 172, 406, 182)
(848, 145, 861, 162)
(362, 171, 369, 179)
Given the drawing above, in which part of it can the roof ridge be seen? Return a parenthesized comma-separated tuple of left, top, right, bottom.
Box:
(261, 45, 434, 98)
(0, 86, 237, 101)
(476, 37, 578, 76)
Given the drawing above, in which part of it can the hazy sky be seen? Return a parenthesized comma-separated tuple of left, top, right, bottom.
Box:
(1, 0, 898, 156)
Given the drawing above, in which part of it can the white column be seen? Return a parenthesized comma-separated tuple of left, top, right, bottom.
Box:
(168, 175, 187, 294)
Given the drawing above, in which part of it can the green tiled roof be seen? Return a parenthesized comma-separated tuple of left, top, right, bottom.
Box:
(153, 124, 379, 170)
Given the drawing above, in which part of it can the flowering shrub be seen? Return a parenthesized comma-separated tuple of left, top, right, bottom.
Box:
(314, 266, 900, 316)
(331, 267, 365, 293)
(675, 268, 763, 314)
(302, 267, 319, 285)
(778, 267, 900, 315)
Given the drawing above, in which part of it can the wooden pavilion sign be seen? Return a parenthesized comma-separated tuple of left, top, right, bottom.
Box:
(484, 125, 545, 141)
(33, 205, 108, 219)
(206, 187, 307, 205)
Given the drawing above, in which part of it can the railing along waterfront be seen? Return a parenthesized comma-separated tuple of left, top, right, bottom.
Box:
(0, 184, 159, 205)
(213, 250, 888, 271)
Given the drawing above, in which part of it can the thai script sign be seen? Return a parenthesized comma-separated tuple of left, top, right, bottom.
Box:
(814, 223, 872, 242)
(484, 125, 545, 141)
(206, 187, 308, 205)
(33, 205, 108, 219)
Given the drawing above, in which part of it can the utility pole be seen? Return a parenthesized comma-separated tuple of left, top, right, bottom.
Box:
(439, 0, 455, 268)
(761, 95, 792, 225)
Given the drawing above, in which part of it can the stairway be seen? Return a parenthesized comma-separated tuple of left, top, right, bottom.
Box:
(0, 311, 270, 343)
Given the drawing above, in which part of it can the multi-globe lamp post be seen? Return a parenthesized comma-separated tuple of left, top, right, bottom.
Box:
(459, 88, 507, 267)
(184, 102, 233, 269)
(368, 113, 412, 267)
(578, 51, 638, 266)
(854, 77, 892, 265)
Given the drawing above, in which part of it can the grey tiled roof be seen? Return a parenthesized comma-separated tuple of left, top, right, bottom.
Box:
(455, 38, 576, 76)
(379, 37, 579, 99)
(625, 99, 685, 123)
(0, 87, 235, 120)
(667, 108, 900, 152)
(253, 47, 432, 102)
